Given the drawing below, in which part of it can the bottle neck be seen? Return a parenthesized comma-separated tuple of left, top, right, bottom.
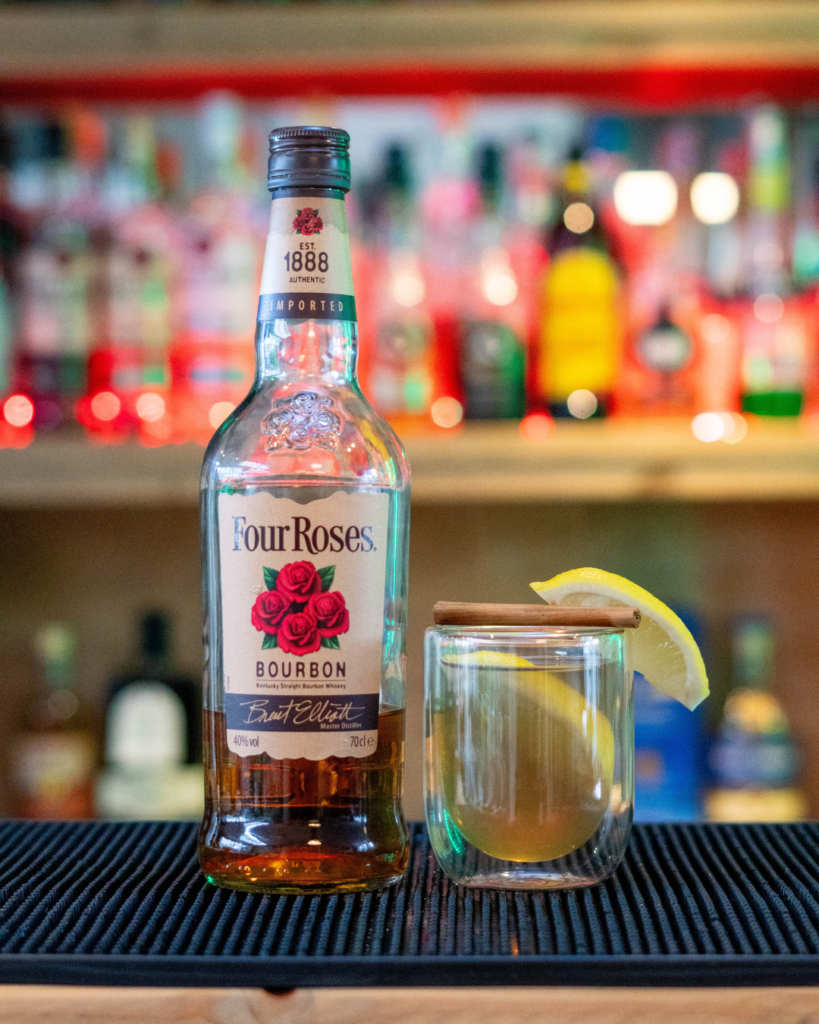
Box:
(256, 318, 357, 384)
(255, 186, 357, 384)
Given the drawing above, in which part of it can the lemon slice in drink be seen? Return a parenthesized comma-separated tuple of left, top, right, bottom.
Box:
(438, 653, 614, 862)
(530, 567, 709, 710)
(443, 650, 534, 668)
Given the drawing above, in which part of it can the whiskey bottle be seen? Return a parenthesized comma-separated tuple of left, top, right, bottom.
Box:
(96, 612, 203, 821)
(706, 616, 806, 822)
(199, 126, 410, 894)
(12, 624, 96, 820)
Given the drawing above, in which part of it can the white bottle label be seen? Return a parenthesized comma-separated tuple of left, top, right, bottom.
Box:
(218, 489, 389, 760)
(258, 195, 356, 322)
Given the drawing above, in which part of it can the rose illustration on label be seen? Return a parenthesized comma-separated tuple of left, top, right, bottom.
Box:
(250, 590, 289, 634)
(276, 560, 322, 603)
(251, 559, 349, 654)
(293, 208, 323, 236)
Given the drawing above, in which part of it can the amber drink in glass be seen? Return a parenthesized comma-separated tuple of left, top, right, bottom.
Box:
(425, 624, 633, 889)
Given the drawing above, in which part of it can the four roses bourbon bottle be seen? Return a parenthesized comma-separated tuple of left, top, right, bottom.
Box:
(199, 127, 410, 893)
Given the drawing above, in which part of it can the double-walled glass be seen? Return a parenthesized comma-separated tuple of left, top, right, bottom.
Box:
(425, 626, 633, 889)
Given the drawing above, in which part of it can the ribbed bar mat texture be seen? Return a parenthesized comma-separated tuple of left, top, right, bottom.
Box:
(1, 820, 819, 987)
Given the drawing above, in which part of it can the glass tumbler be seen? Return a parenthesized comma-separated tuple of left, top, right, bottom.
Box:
(424, 626, 633, 889)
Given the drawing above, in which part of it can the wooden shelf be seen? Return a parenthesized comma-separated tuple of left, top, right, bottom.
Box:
(2, 1, 819, 104)
(2, 419, 819, 508)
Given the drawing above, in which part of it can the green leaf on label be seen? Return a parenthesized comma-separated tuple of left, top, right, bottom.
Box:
(263, 567, 279, 590)
(321, 635, 341, 650)
(296, 209, 302, 216)
(318, 565, 335, 591)
(262, 633, 278, 650)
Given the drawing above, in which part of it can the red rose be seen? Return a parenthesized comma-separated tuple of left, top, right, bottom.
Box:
(278, 611, 321, 656)
(251, 590, 288, 634)
(276, 560, 321, 603)
(306, 591, 349, 637)
(293, 208, 323, 236)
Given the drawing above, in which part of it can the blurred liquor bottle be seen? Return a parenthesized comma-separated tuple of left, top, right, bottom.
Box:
(172, 93, 261, 444)
(12, 625, 96, 820)
(420, 111, 479, 422)
(706, 616, 807, 822)
(693, 125, 746, 416)
(738, 106, 813, 417)
(459, 143, 527, 421)
(792, 116, 819, 422)
(359, 144, 436, 430)
(505, 132, 552, 410)
(13, 116, 94, 433)
(96, 612, 203, 821)
(633, 609, 704, 821)
(538, 145, 622, 419)
(82, 114, 177, 443)
(0, 271, 10, 400)
(617, 123, 705, 417)
(0, 123, 24, 405)
(792, 115, 819, 290)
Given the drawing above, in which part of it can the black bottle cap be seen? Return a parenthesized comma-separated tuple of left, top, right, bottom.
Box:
(268, 126, 351, 193)
(385, 144, 410, 193)
(141, 611, 169, 661)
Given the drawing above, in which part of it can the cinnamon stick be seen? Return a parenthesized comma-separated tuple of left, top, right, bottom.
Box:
(433, 602, 641, 628)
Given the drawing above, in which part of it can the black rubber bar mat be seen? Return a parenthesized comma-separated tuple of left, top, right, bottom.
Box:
(1, 820, 819, 987)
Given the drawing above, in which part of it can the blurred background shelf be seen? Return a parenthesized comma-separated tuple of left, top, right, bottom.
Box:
(3, 419, 819, 507)
(2, 0, 819, 832)
(3, 1, 819, 103)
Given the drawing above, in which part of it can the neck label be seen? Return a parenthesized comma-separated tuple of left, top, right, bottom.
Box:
(258, 195, 356, 322)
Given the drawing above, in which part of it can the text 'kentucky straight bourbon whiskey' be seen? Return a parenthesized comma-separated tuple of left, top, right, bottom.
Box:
(199, 127, 410, 893)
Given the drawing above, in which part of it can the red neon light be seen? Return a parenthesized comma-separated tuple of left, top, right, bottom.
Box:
(2, 64, 819, 108)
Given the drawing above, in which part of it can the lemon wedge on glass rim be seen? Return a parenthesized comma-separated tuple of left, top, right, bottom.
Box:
(530, 567, 709, 711)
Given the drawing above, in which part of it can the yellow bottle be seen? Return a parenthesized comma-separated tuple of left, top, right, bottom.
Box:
(539, 150, 622, 418)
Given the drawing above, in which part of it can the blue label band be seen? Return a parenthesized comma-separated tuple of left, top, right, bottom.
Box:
(258, 293, 357, 322)
(225, 692, 379, 733)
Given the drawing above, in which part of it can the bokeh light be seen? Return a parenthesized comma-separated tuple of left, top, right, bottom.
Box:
(391, 271, 425, 308)
(563, 202, 594, 234)
(430, 396, 463, 429)
(519, 412, 555, 443)
(690, 172, 740, 225)
(614, 171, 678, 226)
(700, 313, 732, 344)
(723, 413, 748, 444)
(567, 389, 598, 419)
(209, 401, 236, 429)
(691, 412, 726, 442)
(483, 269, 518, 306)
(90, 391, 121, 422)
(389, 249, 426, 308)
(135, 392, 166, 422)
(692, 411, 747, 444)
(481, 249, 519, 306)
(3, 394, 34, 428)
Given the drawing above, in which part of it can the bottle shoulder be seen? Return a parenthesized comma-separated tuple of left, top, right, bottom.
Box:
(201, 379, 410, 493)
